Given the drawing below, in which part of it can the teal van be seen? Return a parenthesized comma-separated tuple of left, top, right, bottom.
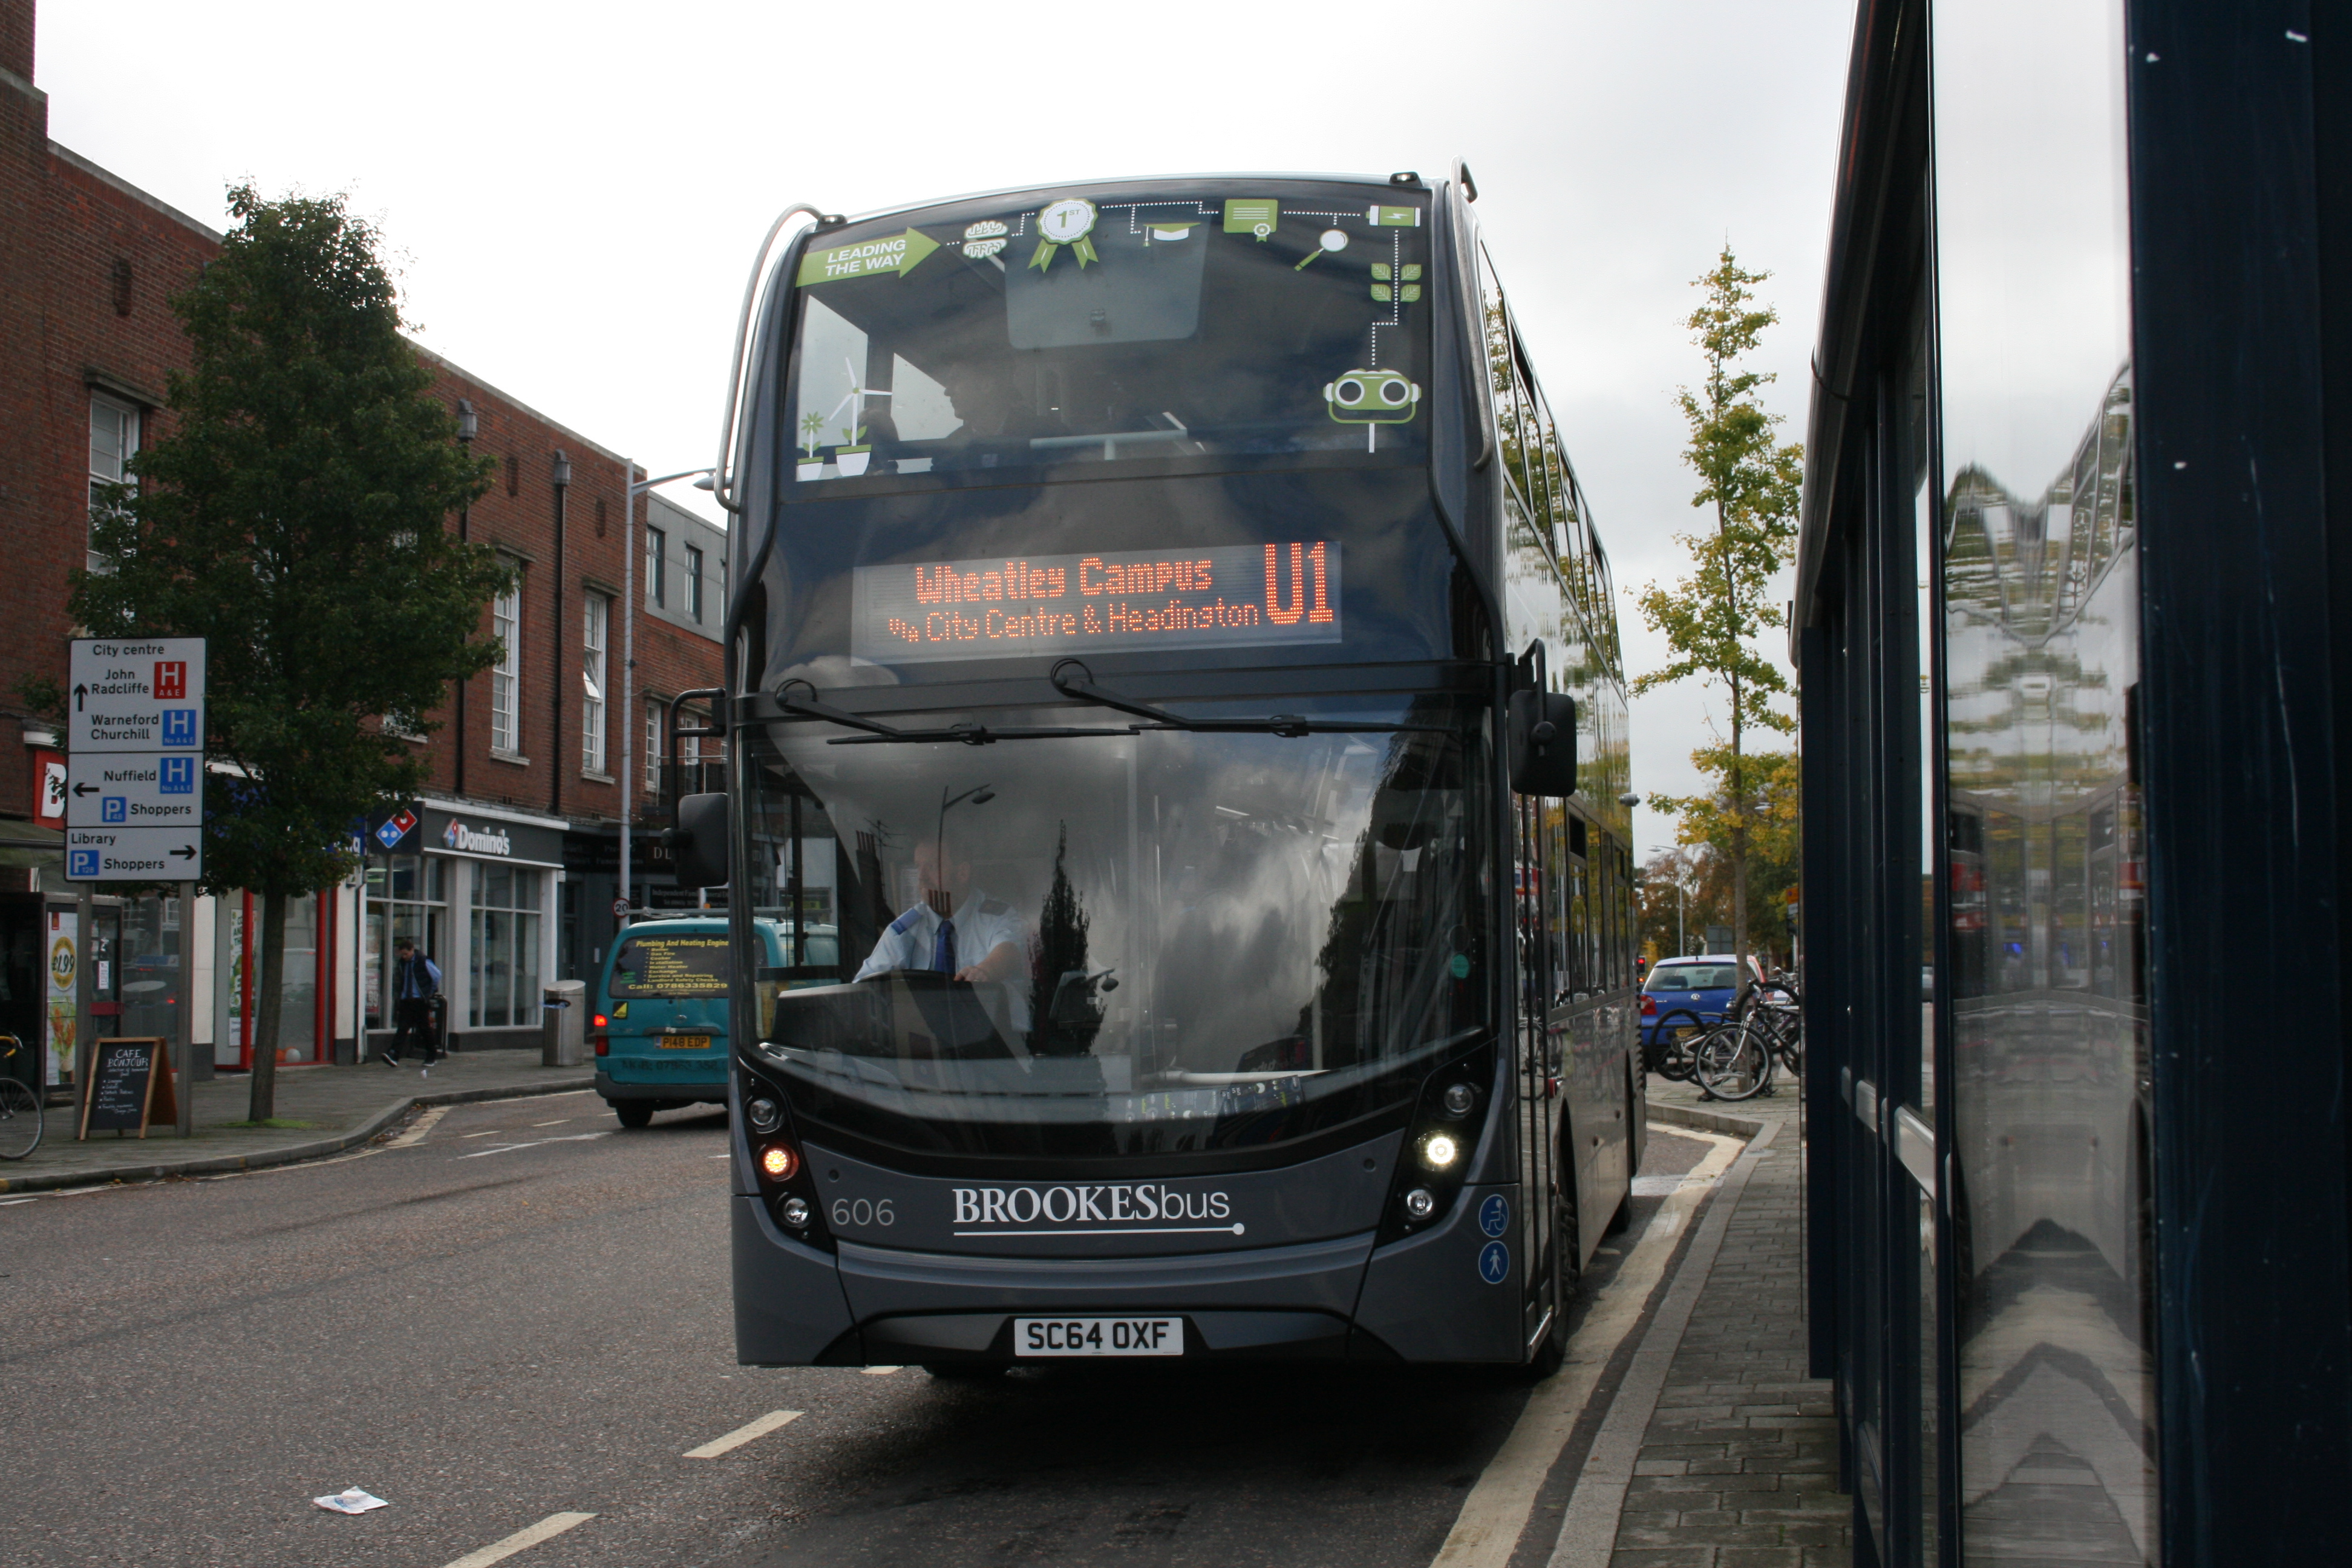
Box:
(592, 916, 837, 1129)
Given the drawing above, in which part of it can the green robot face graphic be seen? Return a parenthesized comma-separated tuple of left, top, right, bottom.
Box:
(1324, 368, 1422, 425)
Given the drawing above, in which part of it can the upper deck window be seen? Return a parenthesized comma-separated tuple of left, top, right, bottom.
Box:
(782, 184, 1429, 494)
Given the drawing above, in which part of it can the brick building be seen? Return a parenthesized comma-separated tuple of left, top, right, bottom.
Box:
(0, 0, 724, 1083)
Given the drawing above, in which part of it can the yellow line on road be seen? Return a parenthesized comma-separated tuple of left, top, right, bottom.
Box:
(1428, 1126, 1746, 1568)
(439, 1511, 596, 1568)
(387, 1106, 449, 1148)
(684, 1408, 804, 1459)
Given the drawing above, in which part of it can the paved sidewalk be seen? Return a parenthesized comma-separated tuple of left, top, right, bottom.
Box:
(0, 1050, 596, 1193)
(1598, 1075, 1845, 1567)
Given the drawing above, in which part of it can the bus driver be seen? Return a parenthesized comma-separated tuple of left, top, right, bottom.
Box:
(854, 840, 1031, 1032)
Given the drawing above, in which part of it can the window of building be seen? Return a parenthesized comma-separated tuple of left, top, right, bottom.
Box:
(491, 575, 522, 755)
(685, 543, 705, 621)
(366, 855, 449, 1036)
(88, 393, 140, 572)
(582, 593, 610, 774)
(468, 863, 544, 1028)
(646, 524, 667, 607)
(645, 696, 664, 794)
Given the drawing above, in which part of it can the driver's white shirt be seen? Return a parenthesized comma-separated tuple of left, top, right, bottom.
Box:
(855, 889, 1030, 1030)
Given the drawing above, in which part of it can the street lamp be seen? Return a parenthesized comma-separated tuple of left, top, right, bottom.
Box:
(617, 465, 718, 928)
(1648, 844, 1686, 956)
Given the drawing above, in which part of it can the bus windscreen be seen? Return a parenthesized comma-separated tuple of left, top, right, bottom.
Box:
(784, 185, 1429, 491)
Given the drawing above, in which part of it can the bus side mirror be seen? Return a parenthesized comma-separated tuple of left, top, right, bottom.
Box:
(1508, 690, 1578, 796)
(667, 792, 730, 889)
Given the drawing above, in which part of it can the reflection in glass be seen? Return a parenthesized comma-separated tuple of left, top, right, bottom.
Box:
(741, 694, 1490, 1158)
(1935, 1, 2154, 1558)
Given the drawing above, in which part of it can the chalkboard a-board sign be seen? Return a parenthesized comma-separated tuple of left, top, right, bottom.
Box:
(79, 1037, 178, 1139)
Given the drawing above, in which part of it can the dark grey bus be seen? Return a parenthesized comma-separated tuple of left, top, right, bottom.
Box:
(682, 167, 1639, 1372)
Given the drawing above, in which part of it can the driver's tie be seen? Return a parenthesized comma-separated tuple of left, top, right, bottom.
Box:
(932, 918, 956, 975)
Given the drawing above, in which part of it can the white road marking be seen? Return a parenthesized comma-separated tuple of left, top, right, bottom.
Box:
(454, 1132, 612, 1160)
(439, 1511, 597, 1567)
(0, 1197, 38, 1206)
(863, 1365, 903, 1375)
(1428, 1125, 1748, 1568)
(531, 1119, 570, 1128)
(1630, 1172, 1719, 1197)
(684, 1409, 803, 1459)
(387, 1106, 450, 1148)
(461, 1129, 498, 1138)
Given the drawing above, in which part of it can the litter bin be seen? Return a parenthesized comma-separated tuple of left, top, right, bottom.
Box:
(542, 979, 586, 1067)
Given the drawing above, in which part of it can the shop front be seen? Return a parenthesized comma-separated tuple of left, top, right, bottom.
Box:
(364, 801, 564, 1055)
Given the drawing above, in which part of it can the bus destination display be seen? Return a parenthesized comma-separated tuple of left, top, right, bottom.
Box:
(852, 541, 1341, 664)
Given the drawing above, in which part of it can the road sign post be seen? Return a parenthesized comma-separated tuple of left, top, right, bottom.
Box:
(64, 638, 206, 886)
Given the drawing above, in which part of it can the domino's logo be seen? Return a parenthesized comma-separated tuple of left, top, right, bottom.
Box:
(68, 849, 99, 879)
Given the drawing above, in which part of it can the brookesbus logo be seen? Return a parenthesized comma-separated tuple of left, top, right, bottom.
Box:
(952, 1184, 1242, 1237)
(442, 820, 513, 855)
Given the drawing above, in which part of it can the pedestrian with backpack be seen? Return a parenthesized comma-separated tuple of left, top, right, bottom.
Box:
(384, 936, 443, 1071)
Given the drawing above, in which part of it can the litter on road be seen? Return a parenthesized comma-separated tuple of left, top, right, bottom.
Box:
(313, 1488, 388, 1514)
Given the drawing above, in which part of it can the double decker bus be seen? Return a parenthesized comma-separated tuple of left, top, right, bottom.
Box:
(687, 165, 1639, 1372)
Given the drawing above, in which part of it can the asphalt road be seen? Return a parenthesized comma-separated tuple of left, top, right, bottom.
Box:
(0, 1088, 1714, 1568)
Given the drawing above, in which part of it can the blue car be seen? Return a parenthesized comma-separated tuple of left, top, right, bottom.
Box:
(1639, 954, 1763, 1058)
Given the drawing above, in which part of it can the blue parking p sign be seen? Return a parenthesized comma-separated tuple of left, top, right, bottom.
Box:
(68, 849, 99, 878)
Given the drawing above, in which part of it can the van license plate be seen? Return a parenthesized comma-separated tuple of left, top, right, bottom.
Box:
(659, 1034, 711, 1050)
(1014, 1316, 1183, 1357)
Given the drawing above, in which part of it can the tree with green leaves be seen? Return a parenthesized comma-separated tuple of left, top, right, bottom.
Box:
(1633, 248, 1805, 990)
(73, 185, 509, 1120)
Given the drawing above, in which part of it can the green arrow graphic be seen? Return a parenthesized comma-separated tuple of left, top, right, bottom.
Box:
(798, 229, 940, 287)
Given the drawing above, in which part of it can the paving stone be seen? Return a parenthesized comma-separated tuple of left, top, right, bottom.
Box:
(1604, 1092, 1847, 1567)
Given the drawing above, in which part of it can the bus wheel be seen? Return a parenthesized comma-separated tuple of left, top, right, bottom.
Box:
(612, 1101, 655, 1129)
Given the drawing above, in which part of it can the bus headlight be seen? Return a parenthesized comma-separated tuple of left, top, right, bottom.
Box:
(748, 1097, 782, 1132)
(779, 1195, 812, 1227)
(760, 1144, 800, 1180)
(1405, 1188, 1436, 1220)
(1420, 1132, 1460, 1169)
(1442, 1082, 1475, 1117)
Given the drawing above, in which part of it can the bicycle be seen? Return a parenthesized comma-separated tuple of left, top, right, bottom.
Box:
(0, 1035, 44, 1161)
(1644, 1008, 1712, 1083)
(1693, 1016, 1777, 1101)
(1694, 979, 1803, 1102)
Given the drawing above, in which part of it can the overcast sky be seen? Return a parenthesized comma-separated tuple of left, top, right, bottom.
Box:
(39, 0, 1855, 857)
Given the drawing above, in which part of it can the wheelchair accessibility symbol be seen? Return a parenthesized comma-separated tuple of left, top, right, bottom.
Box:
(1478, 1240, 1510, 1285)
(1479, 1193, 1510, 1238)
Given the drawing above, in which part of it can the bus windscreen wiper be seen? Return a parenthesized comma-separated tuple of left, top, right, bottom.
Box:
(774, 680, 1134, 746)
(1049, 660, 1432, 737)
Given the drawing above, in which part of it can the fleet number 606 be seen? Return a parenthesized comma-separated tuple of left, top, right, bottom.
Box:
(831, 1198, 894, 1227)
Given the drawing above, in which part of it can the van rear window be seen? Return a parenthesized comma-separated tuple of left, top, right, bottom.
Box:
(612, 935, 730, 997)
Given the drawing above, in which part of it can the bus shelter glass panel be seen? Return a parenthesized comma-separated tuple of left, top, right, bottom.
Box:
(739, 692, 1490, 1160)
(1934, 0, 2156, 1558)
